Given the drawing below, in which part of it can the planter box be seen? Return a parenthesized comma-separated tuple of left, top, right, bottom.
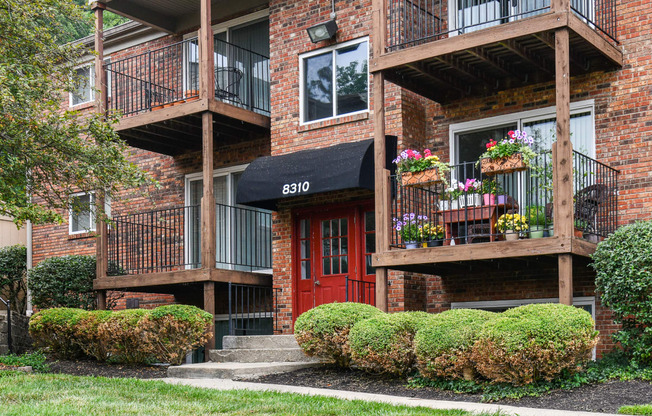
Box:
(480, 153, 527, 176)
(400, 168, 442, 187)
(458, 193, 482, 208)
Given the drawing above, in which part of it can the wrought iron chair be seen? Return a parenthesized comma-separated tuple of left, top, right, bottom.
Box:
(545, 184, 615, 234)
(215, 67, 243, 104)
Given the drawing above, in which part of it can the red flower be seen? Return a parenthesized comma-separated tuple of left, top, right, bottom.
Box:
(507, 130, 515, 139)
(424, 149, 432, 157)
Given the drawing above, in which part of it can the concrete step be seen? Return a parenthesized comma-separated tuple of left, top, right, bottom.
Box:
(222, 335, 299, 350)
(167, 361, 325, 380)
(209, 347, 319, 363)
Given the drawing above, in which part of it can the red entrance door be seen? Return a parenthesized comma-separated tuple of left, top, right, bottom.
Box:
(295, 203, 375, 318)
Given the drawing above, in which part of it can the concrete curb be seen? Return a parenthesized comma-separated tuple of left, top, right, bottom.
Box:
(161, 377, 620, 416)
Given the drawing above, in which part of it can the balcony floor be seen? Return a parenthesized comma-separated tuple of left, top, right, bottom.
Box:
(114, 98, 270, 156)
(374, 12, 622, 104)
(372, 236, 596, 276)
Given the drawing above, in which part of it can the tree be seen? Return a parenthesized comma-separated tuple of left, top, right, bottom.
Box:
(0, 0, 151, 226)
(0, 245, 27, 314)
(57, 0, 129, 44)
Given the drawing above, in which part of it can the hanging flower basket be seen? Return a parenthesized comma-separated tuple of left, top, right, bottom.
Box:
(480, 153, 527, 176)
(400, 168, 442, 187)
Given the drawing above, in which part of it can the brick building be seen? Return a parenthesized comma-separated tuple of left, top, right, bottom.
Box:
(33, 0, 642, 357)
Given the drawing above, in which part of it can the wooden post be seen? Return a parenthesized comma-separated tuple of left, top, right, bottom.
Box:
(96, 291, 107, 310)
(373, 70, 389, 312)
(203, 282, 216, 360)
(550, 0, 570, 13)
(554, 27, 573, 305)
(199, 0, 214, 100)
(92, 2, 108, 281)
(372, 0, 386, 60)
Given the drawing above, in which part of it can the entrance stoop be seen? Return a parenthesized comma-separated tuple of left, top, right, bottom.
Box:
(167, 335, 327, 379)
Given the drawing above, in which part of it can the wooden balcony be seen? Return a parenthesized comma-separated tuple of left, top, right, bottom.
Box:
(104, 37, 270, 155)
(371, 0, 622, 103)
(372, 150, 619, 276)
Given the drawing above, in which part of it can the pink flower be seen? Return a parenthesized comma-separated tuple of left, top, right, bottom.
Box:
(424, 149, 432, 157)
(508, 130, 515, 139)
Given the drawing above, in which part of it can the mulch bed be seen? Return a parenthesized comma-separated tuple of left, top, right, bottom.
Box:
(47, 359, 168, 379)
(247, 365, 652, 414)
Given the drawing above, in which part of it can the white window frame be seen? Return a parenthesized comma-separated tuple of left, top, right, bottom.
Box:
(69, 191, 96, 235)
(449, 99, 596, 162)
(69, 64, 94, 107)
(299, 37, 370, 125)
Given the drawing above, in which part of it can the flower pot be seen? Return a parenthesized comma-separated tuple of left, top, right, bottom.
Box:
(529, 225, 545, 238)
(504, 231, 519, 241)
(483, 193, 496, 206)
(450, 200, 460, 210)
(400, 168, 442, 187)
(574, 228, 583, 238)
(497, 194, 508, 205)
(583, 232, 601, 244)
(427, 239, 443, 247)
(438, 200, 450, 211)
(404, 241, 419, 249)
(459, 193, 481, 208)
(480, 153, 527, 176)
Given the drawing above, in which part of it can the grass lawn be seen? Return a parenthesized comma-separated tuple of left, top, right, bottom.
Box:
(0, 372, 501, 416)
(620, 404, 652, 415)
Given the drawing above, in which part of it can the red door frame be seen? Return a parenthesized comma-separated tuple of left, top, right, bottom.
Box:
(291, 200, 375, 323)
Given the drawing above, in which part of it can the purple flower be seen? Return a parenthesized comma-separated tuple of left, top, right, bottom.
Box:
(514, 129, 521, 137)
(409, 213, 416, 220)
(509, 139, 515, 144)
(395, 224, 402, 231)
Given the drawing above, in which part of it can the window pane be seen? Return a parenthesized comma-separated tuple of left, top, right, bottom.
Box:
(301, 260, 311, 280)
(332, 257, 340, 274)
(341, 256, 348, 273)
(300, 219, 309, 238)
(332, 219, 340, 236)
(365, 211, 375, 232)
(366, 254, 374, 275)
(340, 218, 348, 236)
(322, 238, 330, 256)
(72, 66, 92, 105)
(366, 233, 375, 254)
(323, 257, 331, 275)
(341, 236, 348, 255)
(322, 219, 330, 238)
(332, 238, 339, 256)
(304, 53, 333, 122)
(301, 240, 310, 259)
(336, 42, 368, 116)
(71, 194, 93, 232)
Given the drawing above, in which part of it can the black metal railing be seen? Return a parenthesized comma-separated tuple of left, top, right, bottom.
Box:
(572, 150, 618, 238)
(228, 283, 280, 335)
(391, 150, 618, 247)
(345, 276, 376, 306)
(104, 37, 270, 117)
(386, 0, 617, 52)
(216, 203, 272, 272)
(107, 205, 200, 275)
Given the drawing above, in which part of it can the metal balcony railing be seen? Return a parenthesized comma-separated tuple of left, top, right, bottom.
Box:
(228, 283, 281, 335)
(345, 276, 376, 306)
(104, 37, 270, 117)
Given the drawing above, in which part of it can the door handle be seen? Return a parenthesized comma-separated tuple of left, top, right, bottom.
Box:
(315, 280, 321, 286)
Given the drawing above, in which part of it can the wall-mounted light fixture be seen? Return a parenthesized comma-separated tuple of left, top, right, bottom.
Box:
(307, 19, 338, 43)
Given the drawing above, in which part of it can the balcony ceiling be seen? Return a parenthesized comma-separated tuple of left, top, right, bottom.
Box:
(104, 0, 267, 33)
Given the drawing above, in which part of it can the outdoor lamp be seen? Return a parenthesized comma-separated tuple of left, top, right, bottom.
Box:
(307, 19, 338, 43)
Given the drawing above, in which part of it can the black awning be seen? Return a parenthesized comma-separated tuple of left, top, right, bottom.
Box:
(236, 136, 397, 210)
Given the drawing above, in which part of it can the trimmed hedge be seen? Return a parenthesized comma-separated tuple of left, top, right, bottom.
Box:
(415, 309, 497, 380)
(350, 311, 432, 374)
(29, 304, 213, 364)
(28, 255, 96, 310)
(294, 302, 383, 367)
(471, 303, 598, 385)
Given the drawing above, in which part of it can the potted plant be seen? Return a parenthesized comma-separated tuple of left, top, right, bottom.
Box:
(420, 223, 445, 247)
(478, 130, 537, 175)
(459, 178, 482, 208)
(496, 213, 528, 241)
(393, 213, 427, 249)
(480, 179, 503, 205)
(526, 206, 546, 238)
(440, 179, 463, 210)
(394, 149, 450, 187)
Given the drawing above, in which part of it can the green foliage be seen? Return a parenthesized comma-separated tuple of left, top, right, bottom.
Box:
(294, 302, 383, 367)
(142, 305, 213, 365)
(0, 0, 152, 226)
(350, 311, 433, 375)
(0, 352, 49, 373)
(98, 309, 153, 364)
(526, 206, 546, 226)
(28, 255, 97, 310)
(414, 309, 497, 380)
(73, 310, 112, 361)
(592, 221, 652, 365)
(619, 404, 652, 415)
(0, 244, 27, 313)
(29, 308, 87, 359)
(472, 303, 598, 385)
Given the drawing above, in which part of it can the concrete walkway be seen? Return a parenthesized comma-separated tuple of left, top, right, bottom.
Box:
(162, 377, 619, 416)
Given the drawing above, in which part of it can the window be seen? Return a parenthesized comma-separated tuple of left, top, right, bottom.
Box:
(69, 192, 95, 234)
(300, 38, 369, 124)
(451, 296, 596, 319)
(70, 65, 94, 106)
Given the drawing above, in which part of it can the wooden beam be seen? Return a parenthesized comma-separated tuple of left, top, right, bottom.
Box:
(435, 55, 496, 91)
(204, 282, 216, 358)
(115, 99, 208, 131)
(131, 125, 198, 144)
(96, 291, 106, 310)
(500, 39, 554, 75)
(571, 237, 598, 257)
(104, 0, 176, 33)
(373, 71, 388, 313)
(567, 14, 623, 67)
(533, 32, 589, 72)
(371, 12, 567, 73)
(372, 0, 386, 58)
(383, 70, 448, 103)
(558, 254, 573, 305)
(199, 0, 214, 100)
(208, 99, 271, 129)
(467, 47, 516, 78)
(406, 62, 468, 94)
(201, 112, 216, 271)
(372, 237, 572, 268)
(553, 28, 573, 239)
(118, 131, 189, 156)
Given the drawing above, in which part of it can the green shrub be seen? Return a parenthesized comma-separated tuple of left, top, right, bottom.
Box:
(0, 352, 49, 373)
(415, 309, 497, 381)
(0, 245, 27, 314)
(28, 308, 87, 359)
(471, 303, 598, 385)
(592, 221, 652, 365)
(350, 311, 432, 374)
(294, 302, 383, 367)
(28, 255, 96, 310)
(73, 310, 112, 361)
(141, 305, 213, 365)
(97, 309, 153, 364)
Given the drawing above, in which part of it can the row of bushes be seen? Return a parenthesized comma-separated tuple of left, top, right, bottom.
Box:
(29, 305, 212, 365)
(294, 302, 598, 385)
